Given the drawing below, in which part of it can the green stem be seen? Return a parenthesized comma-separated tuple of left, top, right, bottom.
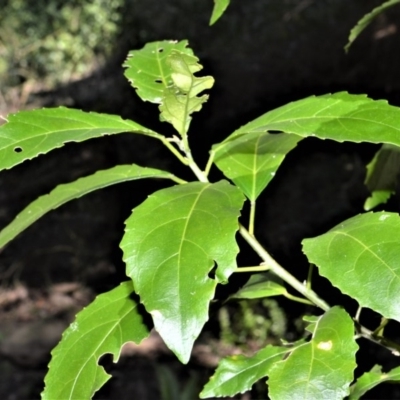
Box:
(160, 137, 190, 166)
(169, 175, 188, 185)
(249, 201, 256, 236)
(187, 154, 208, 182)
(204, 151, 215, 177)
(284, 292, 314, 306)
(372, 317, 389, 337)
(357, 324, 400, 356)
(238, 224, 330, 311)
(355, 306, 363, 323)
(235, 265, 270, 273)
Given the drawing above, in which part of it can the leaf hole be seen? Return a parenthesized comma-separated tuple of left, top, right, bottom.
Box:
(155, 79, 162, 83)
(14, 147, 23, 153)
(208, 264, 217, 280)
(158, 48, 164, 53)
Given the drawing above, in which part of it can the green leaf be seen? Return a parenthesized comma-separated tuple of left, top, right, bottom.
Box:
(303, 315, 320, 335)
(200, 345, 288, 398)
(364, 144, 400, 210)
(123, 40, 194, 104)
(268, 307, 358, 400)
(41, 281, 149, 400)
(0, 164, 179, 249)
(213, 132, 301, 200)
(345, 0, 400, 52)
(230, 273, 286, 300)
(159, 51, 214, 136)
(219, 92, 400, 147)
(349, 364, 400, 400)
(302, 212, 400, 322)
(0, 107, 160, 172)
(120, 181, 244, 363)
(210, 0, 230, 25)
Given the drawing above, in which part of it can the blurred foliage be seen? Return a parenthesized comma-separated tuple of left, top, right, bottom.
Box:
(0, 0, 124, 88)
(218, 299, 287, 348)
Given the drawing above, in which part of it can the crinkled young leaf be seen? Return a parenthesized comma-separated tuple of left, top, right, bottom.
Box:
(200, 345, 288, 398)
(0, 107, 160, 172)
(218, 92, 400, 148)
(123, 40, 194, 104)
(345, 0, 400, 52)
(364, 144, 400, 210)
(159, 51, 214, 136)
(41, 281, 149, 400)
(349, 364, 400, 400)
(213, 132, 301, 200)
(120, 181, 244, 363)
(268, 307, 358, 400)
(210, 0, 230, 25)
(0, 164, 180, 249)
(230, 273, 286, 300)
(302, 212, 400, 322)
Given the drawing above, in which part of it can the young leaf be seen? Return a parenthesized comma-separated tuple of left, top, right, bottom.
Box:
(0, 164, 180, 249)
(364, 144, 400, 210)
(213, 132, 301, 200)
(302, 212, 400, 322)
(230, 273, 287, 300)
(268, 307, 358, 400)
(345, 0, 400, 52)
(210, 0, 230, 25)
(0, 107, 160, 172)
(219, 92, 400, 147)
(120, 181, 244, 363)
(159, 51, 214, 136)
(349, 364, 400, 399)
(123, 40, 194, 104)
(41, 281, 149, 400)
(200, 345, 288, 398)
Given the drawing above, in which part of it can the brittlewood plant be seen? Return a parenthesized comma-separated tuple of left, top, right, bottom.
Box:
(1, 3, 400, 399)
(1, 39, 400, 400)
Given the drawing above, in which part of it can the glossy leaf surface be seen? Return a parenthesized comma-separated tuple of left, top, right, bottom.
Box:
(0, 164, 178, 249)
(268, 307, 358, 400)
(364, 144, 400, 210)
(120, 181, 244, 363)
(123, 40, 193, 104)
(230, 273, 286, 300)
(159, 51, 214, 136)
(349, 365, 400, 399)
(210, 0, 230, 25)
(345, 0, 400, 52)
(41, 281, 149, 400)
(0, 107, 159, 172)
(219, 92, 400, 147)
(200, 345, 287, 398)
(302, 212, 400, 322)
(213, 132, 300, 200)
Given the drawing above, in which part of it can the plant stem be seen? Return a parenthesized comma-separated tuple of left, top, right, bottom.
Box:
(204, 151, 215, 177)
(306, 263, 314, 290)
(187, 153, 208, 182)
(372, 317, 389, 337)
(160, 137, 190, 165)
(284, 292, 314, 306)
(248, 201, 256, 236)
(238, 224, 330, 311)
(357, 324, 400, 356)
(169, 175, 188, 185)
(235, 265, 270, 273)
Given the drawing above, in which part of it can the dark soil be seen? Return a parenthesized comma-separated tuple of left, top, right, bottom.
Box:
(1, 1, 400, 399)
